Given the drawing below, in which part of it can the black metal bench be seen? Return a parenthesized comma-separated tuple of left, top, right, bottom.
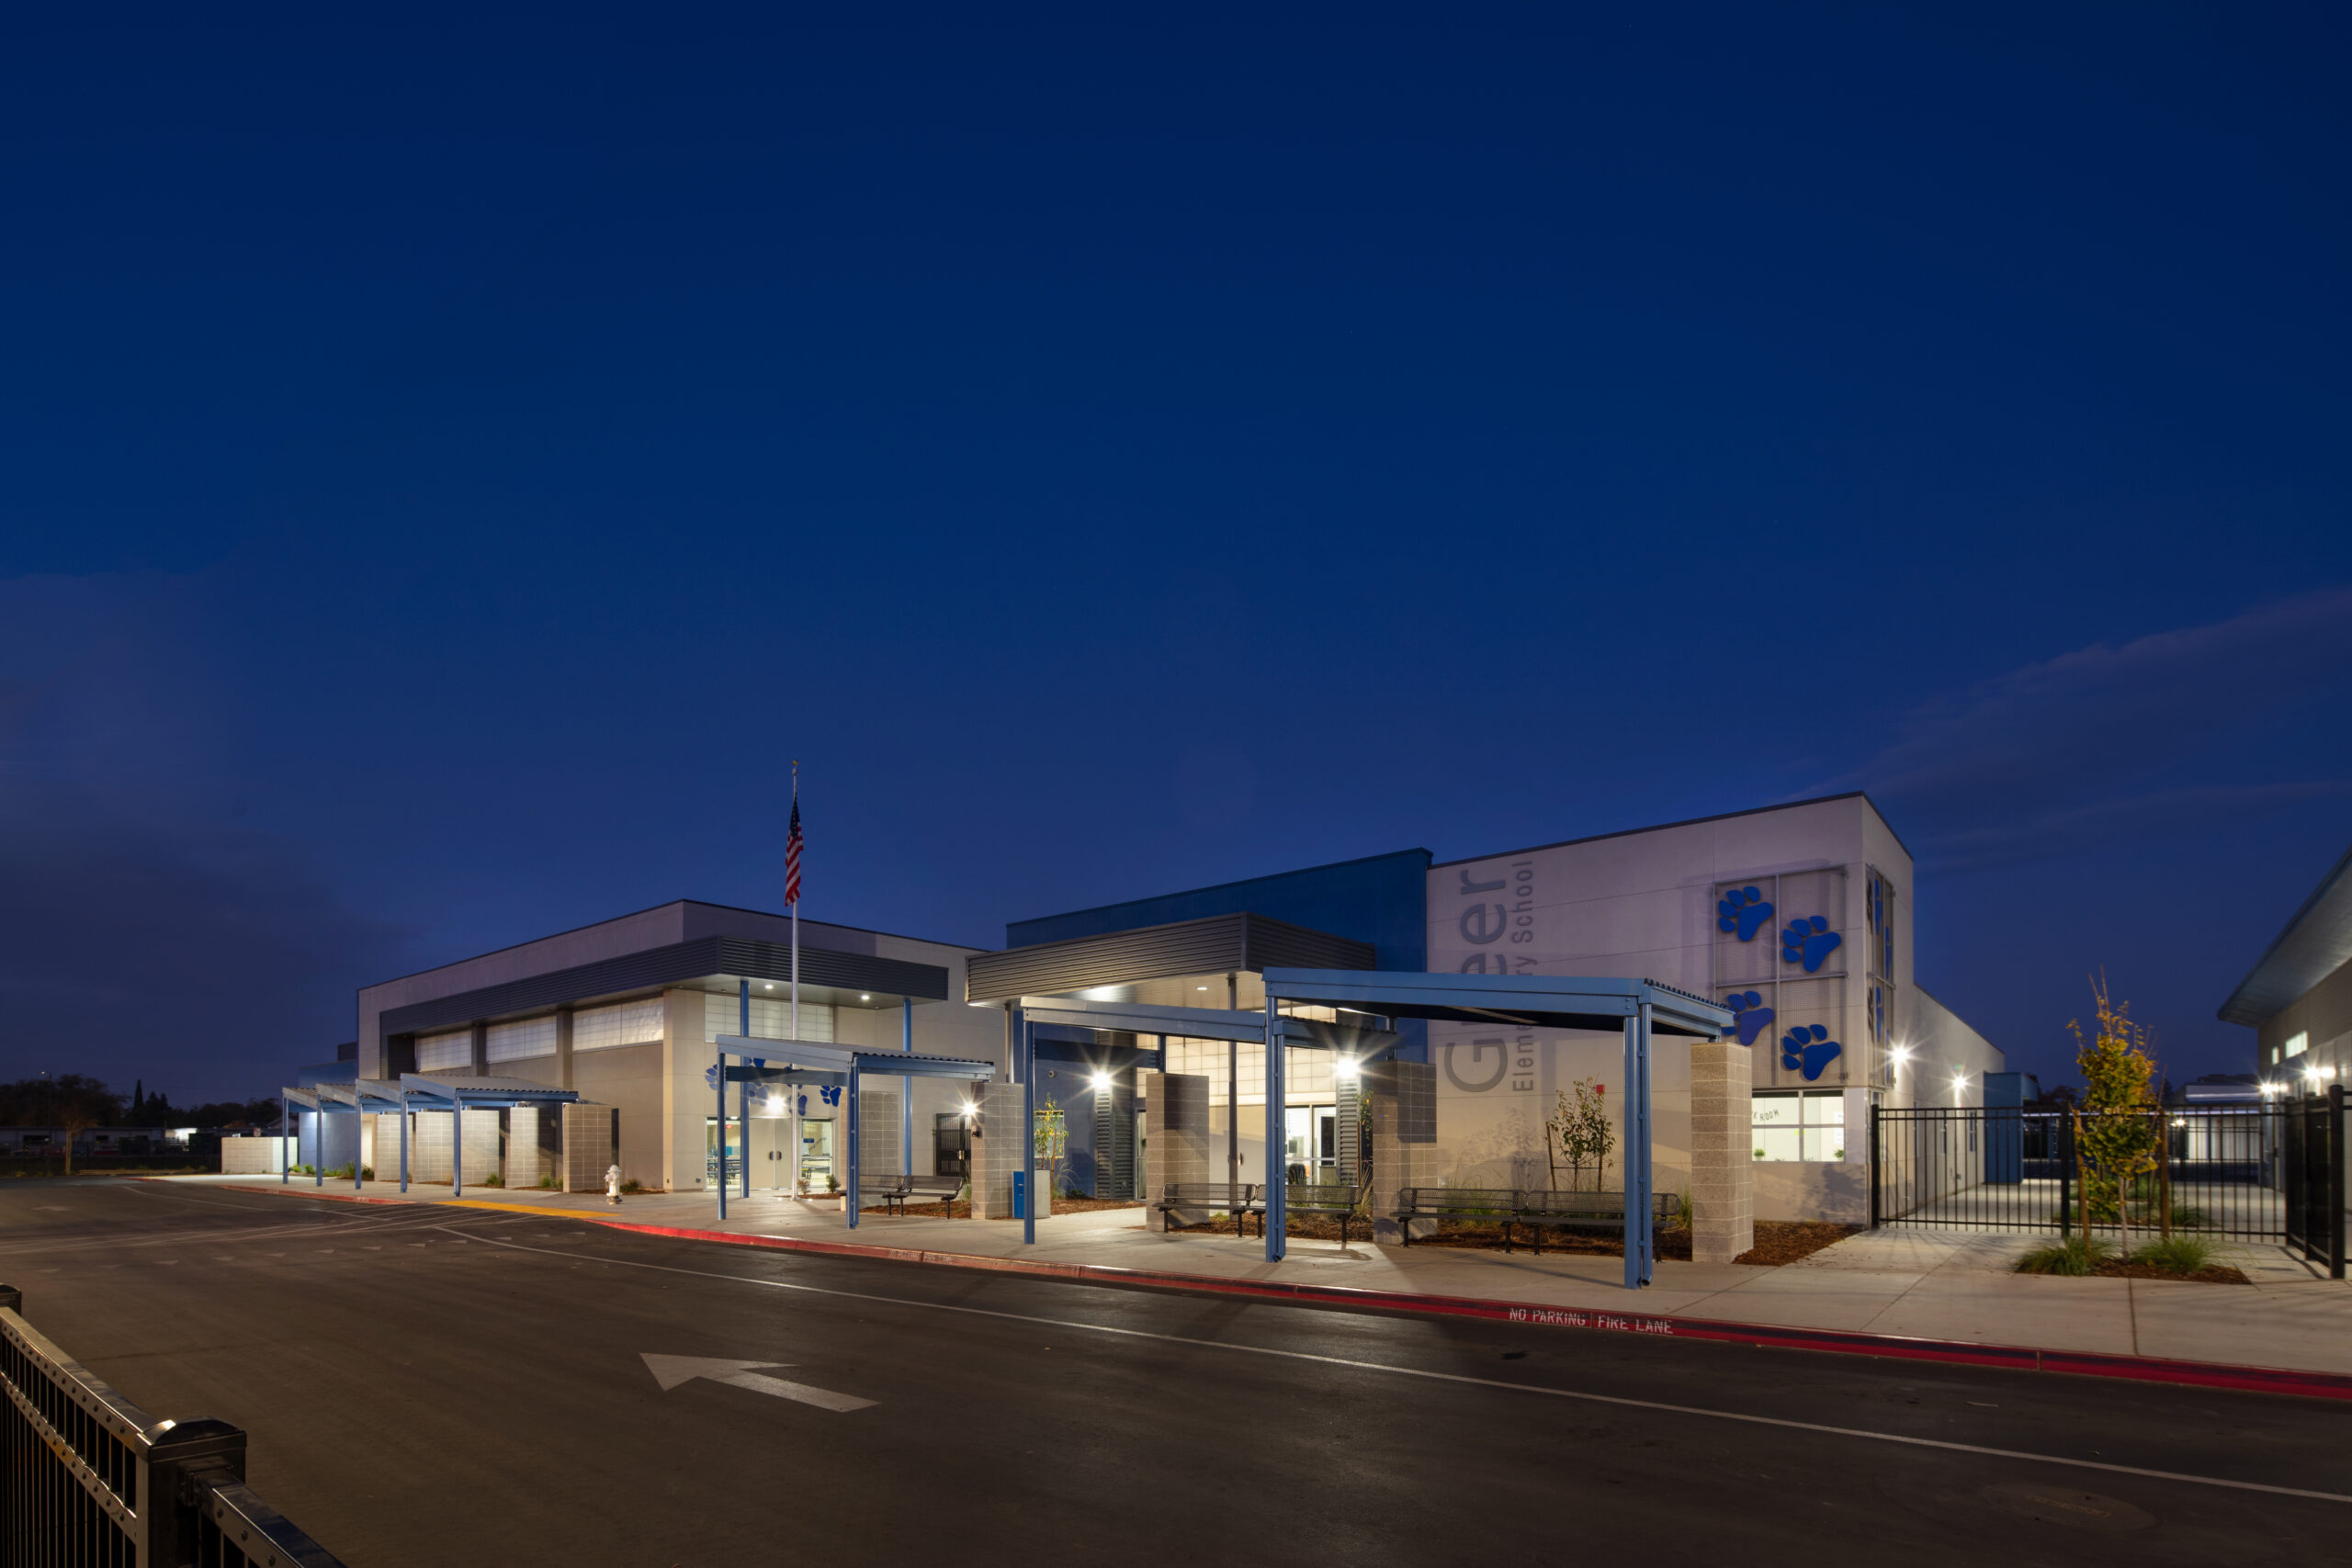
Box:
(1157, 1182, 1265, 1237)
(1284, 1179, 1370, 1245)
(1396, 1188, 1679, 1254)
(858, 1175, 967, 1216)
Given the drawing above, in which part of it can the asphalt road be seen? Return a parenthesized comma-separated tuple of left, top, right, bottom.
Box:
(5, 1180, 2346, 1567)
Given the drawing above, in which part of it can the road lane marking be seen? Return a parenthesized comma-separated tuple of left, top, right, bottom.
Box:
(640, 1354, 876, 1413)
(448, 1224, 2352, 1508)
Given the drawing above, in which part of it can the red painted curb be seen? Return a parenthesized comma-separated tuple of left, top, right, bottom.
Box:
(586, 1217, 2352, 1404)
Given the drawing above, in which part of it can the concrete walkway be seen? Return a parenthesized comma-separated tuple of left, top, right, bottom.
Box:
(188, 1176, 2352, 1379)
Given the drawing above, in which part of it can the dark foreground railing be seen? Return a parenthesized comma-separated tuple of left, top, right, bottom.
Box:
(0, 1285, 344, 1567)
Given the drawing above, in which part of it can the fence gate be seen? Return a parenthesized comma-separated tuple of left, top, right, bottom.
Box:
(2282, 1086, 2347, 1280)
(1871, 1103, 2293, 1242)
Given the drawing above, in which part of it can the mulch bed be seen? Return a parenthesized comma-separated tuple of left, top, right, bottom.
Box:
(1169, 1214, 1860, 1267)
(865, 1197, 1145, 1221)
(2084, 1259, 2251, 1285)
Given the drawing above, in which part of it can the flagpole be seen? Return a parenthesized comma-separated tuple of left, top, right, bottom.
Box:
(790, 761, 800, 1042)
(788, 761, 801, 1197)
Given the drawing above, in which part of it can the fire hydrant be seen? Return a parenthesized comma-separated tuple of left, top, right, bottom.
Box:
(605, 1163, 624, 1205)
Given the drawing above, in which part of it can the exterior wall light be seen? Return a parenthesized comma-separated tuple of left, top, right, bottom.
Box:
(1335, 1057, 1360, 1079)
(1090, 1071, 1111, 1091)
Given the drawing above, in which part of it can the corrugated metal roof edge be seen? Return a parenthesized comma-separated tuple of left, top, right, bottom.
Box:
(2217, 839, 2352, 1028)
(1431, 792, 1910, 869)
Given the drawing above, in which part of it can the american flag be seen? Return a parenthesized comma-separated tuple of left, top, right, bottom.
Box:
(785, 795, 803, 906)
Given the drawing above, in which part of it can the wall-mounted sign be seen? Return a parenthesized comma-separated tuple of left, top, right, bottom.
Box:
(1781, 916, 1842, 974)
(1780, 1025, 1842, 1081)
(1723, 990, 1775, 1047)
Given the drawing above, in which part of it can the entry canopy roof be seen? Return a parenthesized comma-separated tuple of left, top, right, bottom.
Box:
(1016, 998, 1400, 1055)
(399, 1075, 584, 1108)
(1260, 970, 1732, 1039)
(712, 1036, 999, 1082)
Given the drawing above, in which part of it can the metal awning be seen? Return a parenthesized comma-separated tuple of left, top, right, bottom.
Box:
(1012, 998, 1398, 1055)
(279, 1076, 582, 1201)
(704, 1035, 999, 1228)
(1256, 970, 1729, 1039)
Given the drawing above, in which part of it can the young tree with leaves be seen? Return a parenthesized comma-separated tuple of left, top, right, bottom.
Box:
(2069, 977, 2161, 1247)
(1545, 1077, 1615, 1193)
(1034, 1097, 1069, 1198)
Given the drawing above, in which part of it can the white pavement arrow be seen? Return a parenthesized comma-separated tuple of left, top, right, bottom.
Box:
(640, 1354, 876, 1413)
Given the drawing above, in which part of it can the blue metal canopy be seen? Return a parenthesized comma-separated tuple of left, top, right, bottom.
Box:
(280, 1075, 582, 1200)
(1260, 972, 1731, 1286)
(707, 1034, 998, 1226)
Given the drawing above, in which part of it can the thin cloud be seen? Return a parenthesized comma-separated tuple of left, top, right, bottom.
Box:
(1837, 588, 2352, 867)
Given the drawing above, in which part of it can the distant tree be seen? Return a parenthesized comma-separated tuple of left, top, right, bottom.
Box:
(0, 1076, 122, 1132)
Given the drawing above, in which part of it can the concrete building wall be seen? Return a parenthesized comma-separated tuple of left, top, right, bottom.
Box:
(2258, 953, 2352, 1088)
(1418, 795, 1987, 1224)
(571, 1042, 663, 1190)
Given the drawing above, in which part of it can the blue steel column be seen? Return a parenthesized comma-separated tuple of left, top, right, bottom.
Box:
(280, 1091, 289, 1185)
(733, 982, 752, 1203)
(716, 1046, 728, 1223)
(452, 1092, 464, 1198)
(399, 1100, 410, 1193)
(1018, 1006, 1035, 1247)
(901, 998, 914, 1178)
(845, 1062, 861, 1231)
(354, 1104, 363, 1190)
(1622, 999, 1654, 1290)
(1264, 994, 1285, 1262)
(314, 1108, 323, 1189)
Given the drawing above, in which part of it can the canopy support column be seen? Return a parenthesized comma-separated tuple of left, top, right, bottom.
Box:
(281, 1091, 290, 1185)
(1264, 997, 1286, 1261)
(716, 1045, 728, 1224)
(902, 998, 914, 1178)
(399, 1103, 410, 1193)
(845, 1063, 861, 1231)
(1623, 999, 1654, 1290)
(1019, 1006, 1035, 1247)
(452, 1092, 464, 1198)
(739, 982, 752, 1201)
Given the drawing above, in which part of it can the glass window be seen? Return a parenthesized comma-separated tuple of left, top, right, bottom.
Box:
(2284, 1032, 2309, 1059)
(574, 998, 665, 1053)
(416, 1029, 471, 1071)
(1755, 1091, 1845, 1162)
(705, 991, 834, 1044)
(486, 1016, 557, 1063)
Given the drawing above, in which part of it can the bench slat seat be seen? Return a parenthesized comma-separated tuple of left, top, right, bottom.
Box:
(1396, 1188, 1679, 1255)
(857, 1174, 966, 1215)
(1156, 1182, 1265, 1237)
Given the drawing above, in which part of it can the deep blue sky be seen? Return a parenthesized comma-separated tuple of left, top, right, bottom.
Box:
(4, 6, 2347, 1102)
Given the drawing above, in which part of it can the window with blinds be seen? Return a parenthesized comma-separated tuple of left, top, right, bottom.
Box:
(416, 1029, 473, 1071)
(486, 1015, 558, 1063)
(703, 991, 833, 1043)
(573, 998, 666, 1053)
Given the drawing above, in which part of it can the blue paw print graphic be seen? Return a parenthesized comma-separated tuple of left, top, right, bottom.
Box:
(1781, 916, 1843, 973)
(820, 1085, 842, 1107)
(1723, 990, 1776, 1047)
(1716, 886, 1775, 942)
(1780, 1025, 1842, 1081)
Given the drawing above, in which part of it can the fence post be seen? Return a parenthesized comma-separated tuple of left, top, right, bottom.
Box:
(2058, 1111, 2073, 1240)
(143, 1417, 248, 1564)
(1867, 1104, 1881, 1228)
(2331, 1084, 2346, 1281)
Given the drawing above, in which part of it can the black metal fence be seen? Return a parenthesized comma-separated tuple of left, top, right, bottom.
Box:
(0, 1284, 343, 1566)
(2282, 1086, 2346, 1280)
(1871, 1103, 2305, 1241)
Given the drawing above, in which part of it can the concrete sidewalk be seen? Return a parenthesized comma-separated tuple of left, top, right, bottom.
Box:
(184, 1175, 2352, 1382)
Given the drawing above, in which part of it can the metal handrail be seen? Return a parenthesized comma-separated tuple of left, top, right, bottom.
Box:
(0, 1284, 346, 1566)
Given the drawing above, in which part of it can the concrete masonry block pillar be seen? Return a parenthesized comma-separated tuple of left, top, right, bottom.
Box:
(1368, 1061, 1434, 1247)
(1141, 1071, 1209, 1232)
(1690, 1040, 1754, 1265)
(969, 1079, 1025, 1221)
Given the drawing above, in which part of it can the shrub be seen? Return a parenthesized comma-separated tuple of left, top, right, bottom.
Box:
(2129, 1235, 2217, 1275)
(620, 1178, 644, 1195)
(538, 1172, 560, 1190)
(2169, 1204, 2211, 1229)
(482, 1171, 504, 1188)
(2017, 1235, 2111, 1276)
(360, 1166, 374, 1181)
(294, 1163, 316, 1177)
